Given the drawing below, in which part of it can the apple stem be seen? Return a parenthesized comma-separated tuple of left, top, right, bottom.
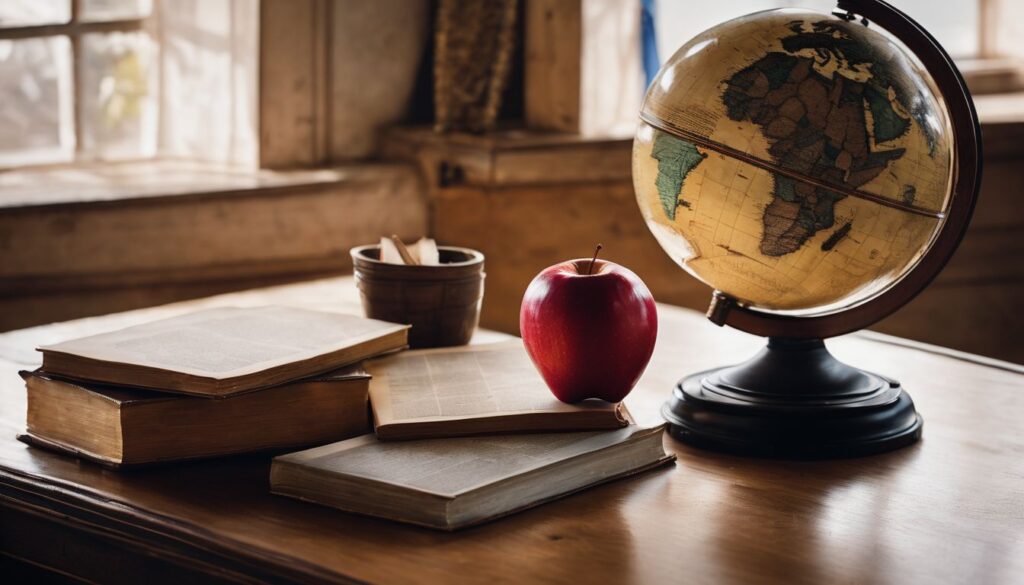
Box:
(588, 244, 603, 275)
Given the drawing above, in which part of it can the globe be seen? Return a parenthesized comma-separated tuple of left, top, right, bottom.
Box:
(633, 8, 954, 315)
(639, 2, 982, 458)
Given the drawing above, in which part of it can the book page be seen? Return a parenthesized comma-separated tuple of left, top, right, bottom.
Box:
(279, 425, 658, 497)
(39, 306, 408, 380)
(24, 362, 369, 405)
(367, 341, 621, 425)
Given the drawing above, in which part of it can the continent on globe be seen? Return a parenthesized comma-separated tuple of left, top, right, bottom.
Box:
(651, 132, 707, 220)
(632, 9, 954, 312)
(719, 20, 919, 257)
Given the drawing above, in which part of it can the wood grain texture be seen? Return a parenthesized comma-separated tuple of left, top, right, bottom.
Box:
(432, 181, 708, 335)
(525, 0, 582, 132)
(1, 277, 1022, 584)
(352, 245, 485, 348)
(0, 163, 427, 331)
(259, 0, 330, 168)
(382, 126, 633, 189)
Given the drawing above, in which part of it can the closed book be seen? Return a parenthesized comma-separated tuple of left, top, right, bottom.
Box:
(37, 306, 409, 397)
(19, 367, 371, 467)
(270, 423, 674, 530)
(366, 341, 630, 440)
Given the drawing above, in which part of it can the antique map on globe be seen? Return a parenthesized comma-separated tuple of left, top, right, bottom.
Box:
(633, 10, 953, 313)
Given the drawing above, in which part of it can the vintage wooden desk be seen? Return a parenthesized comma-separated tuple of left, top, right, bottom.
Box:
(1, 277, 1022, 584)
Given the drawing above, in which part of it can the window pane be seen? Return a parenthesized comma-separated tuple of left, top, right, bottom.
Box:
(79, 31, 158, 160)
(0, 36, 74, 166)
(160, 0, 260, 167)
(78, 0, 153, 23)
(0, 0, 70, 28)
(654, 0, 979, 61)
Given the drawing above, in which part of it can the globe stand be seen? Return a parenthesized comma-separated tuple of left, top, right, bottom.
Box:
(662, 338, 922, 458)
(645, 0, 981, 459)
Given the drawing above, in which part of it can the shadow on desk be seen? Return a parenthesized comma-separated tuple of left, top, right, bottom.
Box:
(3, 444, 660, 584)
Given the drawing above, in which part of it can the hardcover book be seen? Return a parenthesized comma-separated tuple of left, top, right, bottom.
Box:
(270, 423, 674, 530)
(19, 367, 372, 467)
(365, 341, 630, 439)
(37, 306, 408, 397)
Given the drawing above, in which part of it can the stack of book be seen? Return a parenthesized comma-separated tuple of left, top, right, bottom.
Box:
(22, 307, 673, 530)
(21, 306, 409, 466)
(270, 341, 674, 530)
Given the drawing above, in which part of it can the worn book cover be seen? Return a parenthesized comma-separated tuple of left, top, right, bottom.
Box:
(37, 306, 409, 397)
(19, 366, 372, 467)
(271, 423, 674, 530)
(366, 340, 631, 439)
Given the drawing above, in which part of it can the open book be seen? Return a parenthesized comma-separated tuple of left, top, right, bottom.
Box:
(366, 341, 630, 439)
(271, 423, 674, 530)
(37, 306, 409, 397)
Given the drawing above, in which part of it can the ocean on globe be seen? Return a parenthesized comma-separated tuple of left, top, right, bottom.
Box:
(633, 9, 953, 314)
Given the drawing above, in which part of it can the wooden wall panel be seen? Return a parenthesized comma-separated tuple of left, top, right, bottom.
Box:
(259, 0, 330, 168)
(874, 281, 1024, 362)
(329, 0, 428, 159)
(259, 0, 429, 165)
(433, 181, 710, 336)
(0, 164, 427, 331)
(524, 0, 582, 132)
(524, 0, 642, 135)
(425, 135, 1024, 364)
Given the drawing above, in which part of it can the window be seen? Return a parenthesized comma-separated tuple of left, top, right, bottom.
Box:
(654, 0, 986, 63)
(0, 0, 157, 167)
(0, 0, 259, 171)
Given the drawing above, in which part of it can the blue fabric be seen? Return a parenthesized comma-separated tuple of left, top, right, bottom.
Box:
(641, 0, 661, 88)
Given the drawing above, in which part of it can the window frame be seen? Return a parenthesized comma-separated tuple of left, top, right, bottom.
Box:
(0, 0, 1019, 176)
(0, 0, 157, 169)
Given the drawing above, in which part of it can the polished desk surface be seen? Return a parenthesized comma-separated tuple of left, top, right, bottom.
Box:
(1, 277, 1022, 584)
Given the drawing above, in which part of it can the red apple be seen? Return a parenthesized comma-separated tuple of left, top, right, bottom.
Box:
(520, 247, 657, 403)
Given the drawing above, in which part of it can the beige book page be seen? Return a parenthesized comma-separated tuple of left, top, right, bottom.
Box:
(39, 306, 408, 380)
(277, 425, 656, 497)
(367, 340, 620, 425)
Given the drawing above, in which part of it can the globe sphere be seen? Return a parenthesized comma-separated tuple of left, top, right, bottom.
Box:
(633, 9, 954, 314)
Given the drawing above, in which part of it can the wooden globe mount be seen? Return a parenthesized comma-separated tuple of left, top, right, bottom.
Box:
(662, 0, 982, 457)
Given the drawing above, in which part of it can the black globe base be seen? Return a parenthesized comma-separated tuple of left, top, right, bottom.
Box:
(662, 338, 922, 458)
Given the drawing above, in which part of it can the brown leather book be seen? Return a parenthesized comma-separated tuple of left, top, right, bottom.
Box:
(19, 367, 372, 468)
(366, 341, 631, 440)
(36, 306, 409, 397)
